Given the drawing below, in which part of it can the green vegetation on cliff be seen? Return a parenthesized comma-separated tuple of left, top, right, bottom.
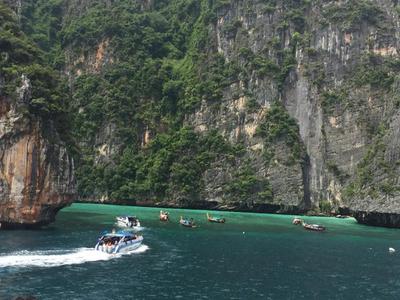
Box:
(11, 0, 310, 207)
(0, 3, 71, 143)
(257, 103, 303, 165)
(38, 0, 250, 203)
(322, 1, 383, 31)
(13, 0, 400, 215)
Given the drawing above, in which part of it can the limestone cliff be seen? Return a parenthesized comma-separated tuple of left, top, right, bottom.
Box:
(12, 0, 400, 227)
(0, 77, 75, 228)
(0, 3, 76, 228)
(205, 0, 400, 221)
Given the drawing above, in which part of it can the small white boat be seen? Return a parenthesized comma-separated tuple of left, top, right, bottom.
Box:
(116, 215, 141, 228)
(95, 231, 143, 254)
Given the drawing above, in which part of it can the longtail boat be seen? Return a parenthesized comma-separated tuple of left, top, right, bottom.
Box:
(302, 222, 326, 232)
(292, 218, 325, 231)
(179, 216, 196, 228)
(160, 210, 169, 221)
(207, 213, 225, 223)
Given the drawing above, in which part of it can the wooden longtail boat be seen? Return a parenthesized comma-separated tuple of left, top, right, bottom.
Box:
(160, 210, 169, 221)
(302, 222, 326, 232)
(180, 216, 196, 228)
(207, 213, 225, 223)
(292, 218, 326, 232)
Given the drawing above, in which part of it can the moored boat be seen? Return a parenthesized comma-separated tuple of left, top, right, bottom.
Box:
(116, 215, 141, 228)
(180, 216, 196, 228)
(160, 210, 169, 221)
(335, 214, 350, 219)
(302, 223, 326, 232)
(95, 231, 143, 254)
(293, 218, 325, 231)
(207, 213, 225, 223)
(292, 218, 303, 225)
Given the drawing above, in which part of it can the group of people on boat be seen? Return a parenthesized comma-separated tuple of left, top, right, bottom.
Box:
(94, 214, 145, 254)
(95, 229, 144, 254)
(99, 233, 138, 247)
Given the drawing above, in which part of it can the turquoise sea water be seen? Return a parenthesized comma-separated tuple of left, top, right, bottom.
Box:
(1, 203, 400, 299)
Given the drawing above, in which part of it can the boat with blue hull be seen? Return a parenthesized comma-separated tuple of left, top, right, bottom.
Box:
(95, 231, 143, 254)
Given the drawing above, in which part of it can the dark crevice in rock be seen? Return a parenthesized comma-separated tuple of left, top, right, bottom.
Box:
(301, 153, 311, 210)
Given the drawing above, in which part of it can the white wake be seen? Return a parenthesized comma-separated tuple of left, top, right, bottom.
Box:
(0, 245, 149, 269)
(114, 224, 146, 232)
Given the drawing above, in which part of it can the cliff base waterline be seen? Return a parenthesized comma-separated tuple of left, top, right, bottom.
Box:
(353, 211, 400, 228)
(76, 199, 308, 214)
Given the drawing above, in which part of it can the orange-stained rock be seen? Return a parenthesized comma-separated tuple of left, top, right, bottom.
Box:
(0, 76, 75, 229)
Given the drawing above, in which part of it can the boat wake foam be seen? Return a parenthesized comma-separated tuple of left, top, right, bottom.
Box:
(0, 245, 149, 269)
(115, 225, 146, 232)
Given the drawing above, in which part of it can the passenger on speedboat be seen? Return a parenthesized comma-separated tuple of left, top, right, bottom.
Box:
(95, 231, 143, 254)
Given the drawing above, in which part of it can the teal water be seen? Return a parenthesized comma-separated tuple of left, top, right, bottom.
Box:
(1, 204, 400, 299)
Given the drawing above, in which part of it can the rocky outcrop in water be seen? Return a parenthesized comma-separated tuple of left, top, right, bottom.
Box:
(0, 4, 76, 228)
(0, 76, 75, 229)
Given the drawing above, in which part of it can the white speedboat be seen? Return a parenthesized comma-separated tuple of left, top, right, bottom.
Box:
(95, 231, 143, 254)
(116, 215, 141, 228)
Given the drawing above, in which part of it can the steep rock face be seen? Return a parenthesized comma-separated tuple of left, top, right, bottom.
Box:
(63, 0, 399, 216)
(0, 76, 75, 228)
(347, 109, 400, 226)
(53, 0, 309, 211)
(204, 0, 400, 220)
(15, 0, 400, 225)
(0, 3, 76, 228)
